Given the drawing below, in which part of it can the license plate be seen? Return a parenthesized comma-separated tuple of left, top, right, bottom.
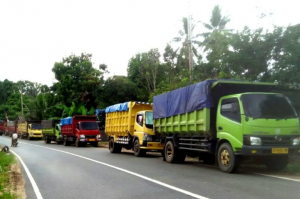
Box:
(89, 139, 95, 141)
(272, 148, 288, 154)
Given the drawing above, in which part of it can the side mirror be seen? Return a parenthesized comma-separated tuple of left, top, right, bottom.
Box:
(231, 102, 240, 113)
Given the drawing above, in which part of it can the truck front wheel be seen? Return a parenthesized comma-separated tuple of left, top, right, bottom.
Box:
(133, 139, 146, 157)
(217, 143, 239, 173)
(109, 138, 121, 153)
(265, 155, 288, 171)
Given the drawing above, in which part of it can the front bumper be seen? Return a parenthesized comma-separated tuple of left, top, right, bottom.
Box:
(141, 141, 164, 150)
(241, 145, 300, 156)
(29, 134, 43, 138)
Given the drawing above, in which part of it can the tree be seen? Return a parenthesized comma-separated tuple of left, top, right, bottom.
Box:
(99, 76, 139, 108)
(270, 24, 300, 88)
(172, 17, 199, 79)
(198, 5, 231, 78)
(52, 53, 105, 111)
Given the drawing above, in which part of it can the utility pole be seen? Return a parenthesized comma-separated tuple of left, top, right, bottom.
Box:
(187, 0, 193, 82)
(19, 84, 24, 115)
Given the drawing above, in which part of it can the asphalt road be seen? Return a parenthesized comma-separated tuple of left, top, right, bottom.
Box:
(0, 136, 300, 199)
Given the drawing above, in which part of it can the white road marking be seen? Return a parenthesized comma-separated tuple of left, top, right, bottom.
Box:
(10, 150, 43, 199)
(20, 141, 209, 199)
(253, 173, 300, 182)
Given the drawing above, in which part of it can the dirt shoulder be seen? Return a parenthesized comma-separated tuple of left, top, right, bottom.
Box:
(0, 145, 26, 199)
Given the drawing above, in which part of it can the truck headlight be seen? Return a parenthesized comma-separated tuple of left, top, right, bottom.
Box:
(293, 137, 300, 145)
(250, 137, 262, 146)
(96, 135, 101, 140)
(80, 135, 85, 138)
(143, 133, 152, 141)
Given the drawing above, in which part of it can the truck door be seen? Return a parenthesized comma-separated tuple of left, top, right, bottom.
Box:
(217, 97, 243, 150)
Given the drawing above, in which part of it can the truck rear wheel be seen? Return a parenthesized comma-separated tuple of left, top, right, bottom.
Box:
(28, 135, 31, 140)
(133, 139, 146, 157)
(164, 141, 185, 163)
(109, 138, 121, 153)
(217, 143, 239, 173)
(92, 142, 98, 147)
(265, 155, 288, 171)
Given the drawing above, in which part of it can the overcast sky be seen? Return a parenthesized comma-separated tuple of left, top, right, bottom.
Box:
(0, 0, 299, 86)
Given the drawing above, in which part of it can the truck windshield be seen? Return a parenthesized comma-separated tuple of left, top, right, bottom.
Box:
(145, 111, 153, 129)
(32, 124, 42, 130)
(80, 122, 98, 130)
(241, 94, 297, 119)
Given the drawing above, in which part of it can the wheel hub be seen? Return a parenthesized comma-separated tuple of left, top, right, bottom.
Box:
(166, 145, 173, 158)
(221, 149, 230, 166)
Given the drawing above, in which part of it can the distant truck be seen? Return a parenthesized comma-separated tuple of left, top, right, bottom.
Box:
(105, 101, 164, 156)
(153, 80, 300, 173)
(18, 121, 42, 140)
(0, 120, 6, 136)
(41, 120, 63, 144)
(7, 120, 18, 137)
(60, 115, 101, 147)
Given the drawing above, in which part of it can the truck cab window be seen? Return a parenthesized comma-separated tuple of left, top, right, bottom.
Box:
(221, 98, 241, 123)
(136, 115, 143, 127)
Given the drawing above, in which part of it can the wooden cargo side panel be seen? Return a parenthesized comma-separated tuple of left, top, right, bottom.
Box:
(18, 122, 28, 133)
(154, 108, 211, 136)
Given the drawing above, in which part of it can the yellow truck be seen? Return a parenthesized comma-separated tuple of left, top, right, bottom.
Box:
(18, 121, 43, 140)
(105, 101, 164, 156)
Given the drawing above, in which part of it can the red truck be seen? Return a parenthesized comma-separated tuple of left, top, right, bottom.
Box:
(60, 115, 101, 147)
(7, 120, 18, 137)
(0, 120, 6, 136)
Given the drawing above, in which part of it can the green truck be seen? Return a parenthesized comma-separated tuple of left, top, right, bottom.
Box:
(154, 80, 300, 173)
(41, 120, 63, 144)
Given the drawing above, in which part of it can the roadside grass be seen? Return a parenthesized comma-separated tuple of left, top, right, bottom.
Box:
(98, 141, 108, 147)
(0, 149, 16, 199)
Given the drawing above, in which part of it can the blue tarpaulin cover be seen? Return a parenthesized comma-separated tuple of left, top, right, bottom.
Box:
(105, 102, 129, 113)
(60, 117, 73, 126)
(153, 80, 216, 119)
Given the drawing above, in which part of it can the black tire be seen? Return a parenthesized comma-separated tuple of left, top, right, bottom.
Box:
(63, 137, 69, 146)
(133, 139, 146, 157)
(92, 142, 98, 147)
(217, 142, 240, 173)
(164, 141, 185, 163)
(44, 136, 47, 143)
(109, 138, 121, 153)
(46, 136, 51, 144)
(265, 156, 289, 171)
(28, 135, 31, 140)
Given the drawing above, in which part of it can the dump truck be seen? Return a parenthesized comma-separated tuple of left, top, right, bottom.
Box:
(18, 121, 42, 140)
(41, 120, 63, 144)
(7, 120, 18, 137)
(105, 101, 164, 156)
(60, 115, 101, 147)
(153, 80, 300, 173)
(0, 120, 6, 136)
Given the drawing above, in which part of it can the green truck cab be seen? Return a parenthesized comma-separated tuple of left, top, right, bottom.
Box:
(41, 120, 63, 144)
(154, 80, 300, 173)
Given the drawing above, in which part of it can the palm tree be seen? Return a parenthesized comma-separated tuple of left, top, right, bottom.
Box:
(199, 5, 231, 52)
(172, 17, 199, 76)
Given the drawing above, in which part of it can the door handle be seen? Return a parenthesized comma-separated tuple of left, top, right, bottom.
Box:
(218, 126, 223, 130)
(134, 129, 136, 132)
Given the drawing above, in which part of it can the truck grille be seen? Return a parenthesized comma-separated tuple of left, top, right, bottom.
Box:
(261, 136, 293, 146)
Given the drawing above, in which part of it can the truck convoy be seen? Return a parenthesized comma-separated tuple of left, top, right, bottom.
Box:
(153, 80, 300, 173)
(60, 115, 101, 147)
(0, 120, 6, 136)
(41, 120, 62, 144)
(105, 80, 300, 173)
(18, 120, 43, 140)
(105, 101, 164, 156)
